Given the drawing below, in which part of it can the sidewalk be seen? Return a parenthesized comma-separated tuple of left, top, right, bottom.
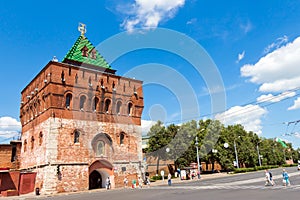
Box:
(150, 172, 230, 186)
(1, 173, 230, 199)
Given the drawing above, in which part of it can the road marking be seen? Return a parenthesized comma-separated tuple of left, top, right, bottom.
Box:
(149, 185, 300, 190)
(215, 171, 300, 186)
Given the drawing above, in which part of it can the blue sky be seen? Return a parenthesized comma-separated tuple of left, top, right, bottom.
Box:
(0, 0, 300, 148)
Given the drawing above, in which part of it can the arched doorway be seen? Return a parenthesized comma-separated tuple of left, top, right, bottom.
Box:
(89, 170, 102, 189)
(89, 160, 113, 190)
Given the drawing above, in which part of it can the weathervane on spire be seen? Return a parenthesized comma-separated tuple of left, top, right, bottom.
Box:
(78, 22, 87, 37)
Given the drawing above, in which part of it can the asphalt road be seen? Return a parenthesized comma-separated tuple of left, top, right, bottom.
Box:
(14, 167, 300, 200)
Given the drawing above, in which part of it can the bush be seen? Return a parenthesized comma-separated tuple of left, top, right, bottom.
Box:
(282, 164, 297, 167)
(233, 165, 279, 174)
(150, 175, 168, 181)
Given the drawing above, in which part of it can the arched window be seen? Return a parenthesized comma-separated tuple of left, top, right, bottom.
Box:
(105, 99, 111, 113)
(93, 97, 99, 112)
(79, 95, 86, 111)
(128, 102, 133, 116)
(74, 130, 80, 143)
(91, 133, 113, 158)
(33, 102, 37, 117)
(96, 141, 105, 156)
(116, 101, 122, 115)
(66, 93, 72, 109)
(120, 132, 125, 145)
(37, 99, 41, 114)
(31, 136, 34, 150)
(39, 132, 43, 146)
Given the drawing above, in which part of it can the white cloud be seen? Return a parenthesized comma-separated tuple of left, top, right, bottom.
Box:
(288, 97, 300, 110)
(256, 91, 296, 103)
(264, 35, 288, 54)
(240, 21, 252, 34)
(215, 105, 267, 135)
(186, 18, 197, 25)
(119, 0, 185, 32)
(241, 36, 300, 93)
(294, 132, 300, 138)
(0, 116, 21, 140)
(141, 119, 158, 136)
(236, 50, 245, 63)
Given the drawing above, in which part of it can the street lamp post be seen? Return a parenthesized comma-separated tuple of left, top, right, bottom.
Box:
(234, 137, 240, 168)
(195, 136, 201, 179)
(211, 149, 218, 172)
(256, 144, 262, 167)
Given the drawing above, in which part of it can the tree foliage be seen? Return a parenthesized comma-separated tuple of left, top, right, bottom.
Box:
(146, 119, 299, 170)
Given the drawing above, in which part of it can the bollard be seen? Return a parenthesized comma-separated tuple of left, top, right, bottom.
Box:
(35, 187, 40, 195)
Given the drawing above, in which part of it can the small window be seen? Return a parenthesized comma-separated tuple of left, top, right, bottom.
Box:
(75, 74, 78, 84)
(120, 132, 125, 145)
(128, 103, 133, 116)
(93, 97, 99, 111)
(105, 99, 111, 113)
(88, 76, 92, 86)
(90, 48, 97, 59)
(11, 144, 17, 162)
(66, 93, 72, 109)
(74, 130, 80, 143)
(39, 131, 43, 146)
(80, 96, 86, 111)
(96, 141, 105, 156)
(61, 71, 65, 82)
(24, 140, 27, 152)
(81, 46, 89, 57)
(116, 101, 122, 114)
(31, 136, 34, 150)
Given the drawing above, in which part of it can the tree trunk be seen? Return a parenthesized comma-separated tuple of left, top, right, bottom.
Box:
(156, 156, 160, 175)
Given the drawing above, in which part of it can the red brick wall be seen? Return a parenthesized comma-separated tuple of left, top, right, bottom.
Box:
(20, 62, 144, 132)
(0, 145, 13, 169)
(19, 61, 144, 192)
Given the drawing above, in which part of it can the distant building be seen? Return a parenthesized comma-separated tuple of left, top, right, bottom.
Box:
(18, 24, 144, 194)
(0, 141, 21, 170)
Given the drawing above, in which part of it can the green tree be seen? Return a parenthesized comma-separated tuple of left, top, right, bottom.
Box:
(146, 121, 172, 174)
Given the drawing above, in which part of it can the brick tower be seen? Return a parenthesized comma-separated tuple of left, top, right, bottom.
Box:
(19, 24, 144, 194)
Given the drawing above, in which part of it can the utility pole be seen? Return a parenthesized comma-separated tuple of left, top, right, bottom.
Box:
(257, 144, 262, 167)
(195, 136, 201, 178)
(234, 138, 239, 168)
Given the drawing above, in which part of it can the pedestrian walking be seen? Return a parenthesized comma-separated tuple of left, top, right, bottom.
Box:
(145, 176, 150, 188)
(106, 177, 111, 190)
(282, 169, 290, 186)
(269, 170, 275, 185)
(138, 176, 143, 188)
(161, 170, 165, 181)
(168, 173, 172, 186)
(197, 170, 201, 179)
(264, 169, 274, 186)
(131, 179, 136, 189)
(123, 176, 128, 188)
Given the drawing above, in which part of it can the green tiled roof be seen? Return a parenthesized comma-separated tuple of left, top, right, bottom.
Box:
(62, 35, 112, 69)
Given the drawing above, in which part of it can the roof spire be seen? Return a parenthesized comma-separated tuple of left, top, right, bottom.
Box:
(78, 22, 87, 38)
